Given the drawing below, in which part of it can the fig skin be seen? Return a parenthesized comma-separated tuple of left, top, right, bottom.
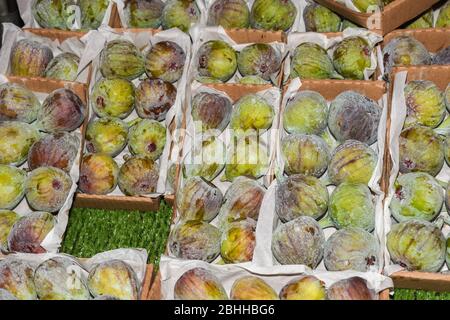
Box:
(128, 119, 167, 161)
(168, 220, 222, 262)
(135, 79, 177, 121)
(405, 10, 433, 29)
(197, 40, 238, 82)
(250, 0, 297, 31)
(207, 0, 250, 29)
(0, 82, 40, 123)
(279, 276, 326, 300)
(80, 0, 110, 29)
(32, 0, 76, 30)
(0, 210, 19, 249)
(79, 154, 119, 195)
(303, 2, 341, 32)
(332, 37, 371, 80)
(0, 258, 37, 300)
(327, 277, 377, 300)
(161, 0, 200, 33)
(238, 75, 269, 84)
(174, 267, 228, 300)
(90, 78, 135, 119)
(28, 132, 80, 173)
(7, 212, 55, 254)
(10, 39, 53, 77)
(272, 216, 325, 267)
(0, 165, 26, 210)
(352, 0, 382, 12)
(124, 0, 164, 29)
(275, 174, 328, 223)
(176, 177, 223, 222)
(118, 156, 159, 196)
(25, 167, 73, 213)
(0, 121, 40, 166)
(145, 41, 186, 83)
(237, 43, 281, 81)
(44, 53, 80, 81)
(230, 94, 274, 134)
(220, 220, 256, 263)
(191, 92, 232, 134)
(230, 276, 278, 300)
(85, 118, 128, 157)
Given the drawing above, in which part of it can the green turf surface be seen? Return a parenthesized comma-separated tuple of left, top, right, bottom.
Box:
(393, 289, 450, 300)
(61, 201, 172, 267)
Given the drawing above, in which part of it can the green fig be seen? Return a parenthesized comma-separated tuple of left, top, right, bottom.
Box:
(161, 0, 200, 32)
(207, 0, 250, 29)
(197, 40, 238, 82)
(250, 0, 297, 31)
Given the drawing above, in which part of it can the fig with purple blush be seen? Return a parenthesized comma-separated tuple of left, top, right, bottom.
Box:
(128, 119, 166, 160)
(79, 153, 119, 195)
(135, 79, 176, 121)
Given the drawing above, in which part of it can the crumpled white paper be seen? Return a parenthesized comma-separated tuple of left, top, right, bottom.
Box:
(159, 255, 393, 300)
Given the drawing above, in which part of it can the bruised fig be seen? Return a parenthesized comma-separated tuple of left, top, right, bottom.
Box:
(328, 91, 381, 145)
(197, 40, 237, 82)
(174, 268, 228, 300)
(37, 88, 86, 133)
(0, 165, 26, 210)
(221, 220, 256, 263)
(0, 121, 40, 166)
(332, 37, 371, 80)
(124, 0, 165, 28)
(161, 0, 200, 33)
(230, 276, 277, 300)
(135, 79, 177, 121)
(207, 0, 250, 29)
(327, 277, 377, 300)
(25, 167, 73, 213)
(44, 53, 80, 81)
(10, 39, 53, 77)
(8, 212, 55, 254)
(272, 216, 325, 267)
(191, 92, 232, 134)
(250, 0, 296, 31)
(79, 154, 119, 195)
(303, 2, 341, 32)
(28, 132, 80, 172)
(88, 260, 139, 300)
(230, 94, 274, 134)
(0, 210, 19, 249)
(0, 259, 36, 300)
(91, 78, 135, 119)
(34, 256, 90, 300)
(168, 220, 221, 262)
(145, 41, 186, 83)
(100, 40, 145, 80)
(0, 83, 40, 123)
(85, 118, 128, 157)
(176, 177, 223, 222)
(279, 276, 326, 300)
(275, 174, 328, 222)
(118, 156, 159, 196)
(237, 43, 281, 81)
(128, 119, 166, 160)
(281, 134, 330, 177)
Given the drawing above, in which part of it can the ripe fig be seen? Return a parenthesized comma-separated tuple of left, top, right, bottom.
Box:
(0, 210, 19, 250)
(99, 40, 145, 80)
(207, 0, 250, 29)
(303, 2, 341, 32)
(79, 154, 119, 195)
(32, 0, 76, 29)
(0, 165, 26, 210)
(85, 118, 128, 157)
(237, 44, 281, 81)
(44, 53, 80, 81)
(0, 121, 40, 166)
(279, 276, 326, 300)
(191, 92, 232, 134)
(221, 220, 256, 263)
(91, 78, 135, 119)
(0, 259, 36, 300)
(161, 0, 200, 32)
(174, 268, 228, 300)
(10, 39, 53, 77)
(250, 0, 297, 31)
(124, 0, 164, 28)
(80, 0, 109, 29)
(145, 41, 186, 83)
(327, 277, 377, 300)
(332, 37, 371, 80)
(230, 94, 274, 134)
(0, 83, 40, 123)
(197, 40, 237, 82)
(230, 276, 277, 300)
(135, 79, 177, 121)
(128, 119, 166, 160)
(351, 0, 382, 12)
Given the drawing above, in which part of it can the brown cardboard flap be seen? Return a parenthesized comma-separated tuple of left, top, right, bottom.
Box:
(73, 194, 161, 212)
(205, 83, 275, 102)
(23, 28, 87, 41)
(391, 65, 450, 91)
(384, 28, 450, 53)
(392, 271, 450, 292)
(225, 29, 285, 44)
(140, 264, 155, 300)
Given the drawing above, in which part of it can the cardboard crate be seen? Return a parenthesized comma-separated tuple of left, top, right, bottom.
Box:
(315, 0, 440, 35)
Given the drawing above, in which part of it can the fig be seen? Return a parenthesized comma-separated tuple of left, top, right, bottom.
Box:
(328, 183, 375, 231)
(405, 10, 433, 29)
(217, 176, 265, 227)
(445, 134, 450, 167)
(303, 2, 341, 32)
(10, 39, 53, 77)
(221, 220, 256, 263)
(351, 0, 381, 12)
(94, 295, 120, 300)
(80, 0, 109, 29)
(79, 153, 119, 195)
(434, 46, 450, 65)
(272, 216, 325, 267)
(0, 82, 40, 123)
(324, 227, 379, 272)
(230, 94, 274, 134)
(283, 90, 328, 135)
(341, 19, 359, 30)
(118, 156, 159, 196)
(291, 42, 342, 80)
(404, 80, 445, 128)
(124, 0, 165, 28)
(176, 177, 223, 222)
(446, 84, 450, 111)
(0, 210, 19, 250)
(85, 118, 128, 157)
(224, 135, 269, 181)
(44, 53, 80, 81)
(161, 0, 200, 33)
(0, 165, 26, 210)
(128, 119, 166, 160)
(250, 0, 297, 31)
(91, 78, 135, 119)
(281, 134, 330, 177)
(34, 256, 90, 300)
(99, 40, 145, 80)
(207, 0, 250, 29)
(166, 162, 177, 192)
(237, 44, 281, 81)
(0, 121, 40, 166)
(183, 136, 226, 181)
(399, 125, 444, 176)
(88, 260, 139, 300)
(436, 1, 450, 28)
(238, 76, 270, 84)
(332, 37, 371, 80)
(197, 40, 238, 82)
(383, 36, 432, 75)
(37, 88, 86, 133)
(145, 41, 186, 83)
(328, 140, 377, 185)
(135, 79, 177, 121)
(387, 219, 446, 272)
(279, 276, 326, 300)
(328, 91, 381, 145)
(28, 132, 80, 172)
(168, 220, 221, 262)
(8, 212, 55, 254)
(230, 276, 277, 300)
(327, 277, 377, 300)
(174, 268, 228, 300)
(275, 174, 328, 222)
(0, 259, 36, 300)
(191, 92, 232, 134)
(390, 172, 443, 223)
(32, 0, 76, 29)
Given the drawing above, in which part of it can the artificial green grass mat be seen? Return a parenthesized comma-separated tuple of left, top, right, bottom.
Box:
(60, 201, 172, 266)
(393, 289, 450, 300)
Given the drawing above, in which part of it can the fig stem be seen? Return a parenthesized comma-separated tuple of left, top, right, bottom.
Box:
(318, 214, 334, 229)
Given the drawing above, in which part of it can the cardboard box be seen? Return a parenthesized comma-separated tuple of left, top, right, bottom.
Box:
(315, 0, 440, 35)
(384, 28, 450, 54)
